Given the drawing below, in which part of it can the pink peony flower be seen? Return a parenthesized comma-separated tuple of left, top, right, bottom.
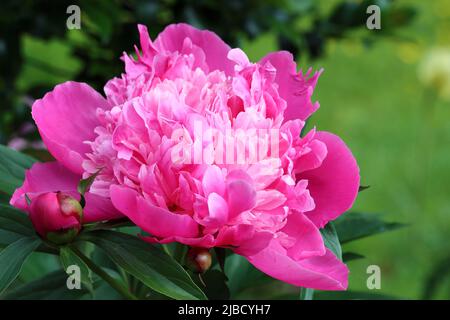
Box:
(28, 192, 83, 244)
(10, 23, 359, 290)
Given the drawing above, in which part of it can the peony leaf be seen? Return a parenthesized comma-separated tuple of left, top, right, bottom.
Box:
(59, 246, 94, 294)
(342, 252, 365, 262)
(1, 270, 88, 300)
(0, 237, 41, 294)
(0, 145, 36, 195)
(79, 230, 207, 300)
(193, 269, 230, 300)
(320, 222, 342, 260)
(334, 212, 406, 244)
(0, 204, 35, 238)
(224, 254, 273, 296)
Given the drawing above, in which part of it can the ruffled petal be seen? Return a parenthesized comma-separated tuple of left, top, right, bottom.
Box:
(110, 185, 199, 238)
(10, 162, 122, 222)
(301, 132, 360, 228)
(281, 212, 325, 260)
(32, 81, 110, 174)
(259, 51, 321, 121)
(246, 239, 348, 290)
(154, 23, 234, 75)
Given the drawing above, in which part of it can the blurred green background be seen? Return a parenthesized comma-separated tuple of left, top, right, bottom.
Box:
(1, 0, 449, 299)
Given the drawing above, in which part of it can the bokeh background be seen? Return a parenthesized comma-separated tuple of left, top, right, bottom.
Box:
(1, 0, 449, 299)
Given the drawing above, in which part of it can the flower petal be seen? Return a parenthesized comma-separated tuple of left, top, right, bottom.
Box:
(32, 81, 110, 174)
(246, 239, 348, 290)
(110, 185, 199, 238)
(10, 162, 122, 222)
(154, 23, 234, 75)
(259, 51, 321, 121)
(301, 132, 360, 228)
(10, 162, 80, 211)
(281, 212, 326, 260)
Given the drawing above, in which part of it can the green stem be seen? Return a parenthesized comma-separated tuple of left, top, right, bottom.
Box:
(70, 246, 138, 300)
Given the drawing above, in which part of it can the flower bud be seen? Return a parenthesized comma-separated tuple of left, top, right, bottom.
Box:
(186, 247, 212, 273)
(29, 192, 83, 244)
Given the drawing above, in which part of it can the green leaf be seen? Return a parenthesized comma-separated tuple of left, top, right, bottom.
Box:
(0, 230, 23, 249)
(358, 185, 370, 192)
(60, 246, 94, 294)
(0, 204, 35, 237)
(77, 171, 100, 196)
(79, 230, 207, 300)
(0, 237, 41, 294)
(320, 222, 342, 260)
(214, 248, 227, 273)
(342, 252, 365, 262)
(0, 145, 36, 195)
(299, 287, 314, 300)
(194, 270, 230, 300)
(77, 171, 101, 207)
(224, 254, 273, 296)
(334, 212, 406, 244)
(1, 270, 88, 300)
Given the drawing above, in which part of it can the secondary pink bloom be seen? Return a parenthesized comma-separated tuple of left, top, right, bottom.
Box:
(10, 23, 359, 290)
(27, 192, 83, 244)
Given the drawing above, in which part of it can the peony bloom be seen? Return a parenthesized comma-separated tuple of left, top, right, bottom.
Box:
(10, 24, 359, 290)
(28, 192, 83, 244)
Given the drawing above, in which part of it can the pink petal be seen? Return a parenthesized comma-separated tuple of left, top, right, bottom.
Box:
(141, 234, 216, 248)
(202, 165, 225, 197)
(301, 132, 360, 228)
(10, 162, 80, 211)
(32, 82, 110, 174)
(110, 185, 199, 238)
(246, 239, 348, 290)
(281, 212, 325, 260)
(10, 162, 122, 222)
(226, 179, 256, 219)
(259, 51, 321, 121)
(154, 23, 234, 75)
(206, 192, 229, 227)
(216, 224, 272, 256)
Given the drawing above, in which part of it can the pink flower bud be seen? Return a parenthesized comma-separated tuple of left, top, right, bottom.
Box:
(29, 192, 83, 244)
(186, 248, 212, 274)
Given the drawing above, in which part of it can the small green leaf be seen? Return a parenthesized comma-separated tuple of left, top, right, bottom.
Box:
(1, 270, 88, 300)
(299, 287, 314, 300)
(334, 212, 406, 244)
(60, 246, 94, 294)
(0, 237, 41, 294)
(77, 171, 101, 196)
(320, 222, 342, 260)
(342, 252, 365, 262)
(0, 145, 36, 195)
(77, 171, 101, 207)
(358, 185, 370, 192)
(79, 230, 207, 300)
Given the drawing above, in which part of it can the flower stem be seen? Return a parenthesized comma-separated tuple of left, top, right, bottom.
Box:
(70, 245, 138, 300)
